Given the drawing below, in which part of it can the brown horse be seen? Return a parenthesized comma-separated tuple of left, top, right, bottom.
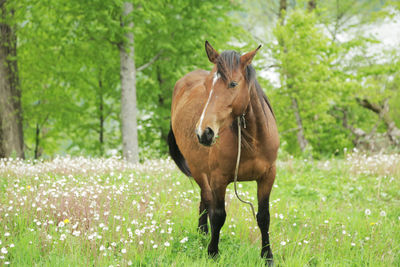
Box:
(168, 41, 279, 265)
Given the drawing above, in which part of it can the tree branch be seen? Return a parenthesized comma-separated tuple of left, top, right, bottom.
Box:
(356, 97, 382, 114)
(137, 50, 163, 72)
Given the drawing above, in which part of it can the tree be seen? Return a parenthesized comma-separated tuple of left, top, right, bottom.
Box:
(119, 2, 139, 163)
(0, 0, 24, 158)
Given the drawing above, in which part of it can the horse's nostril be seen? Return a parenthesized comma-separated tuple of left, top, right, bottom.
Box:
(204, 127, 214, 140)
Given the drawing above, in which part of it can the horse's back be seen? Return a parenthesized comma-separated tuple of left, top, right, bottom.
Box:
(172, 69, 208, 99)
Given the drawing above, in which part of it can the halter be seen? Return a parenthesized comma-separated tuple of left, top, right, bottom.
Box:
(233, 114, 256, 219)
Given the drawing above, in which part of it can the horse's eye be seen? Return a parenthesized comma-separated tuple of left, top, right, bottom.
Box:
(229, 81, 238, 88)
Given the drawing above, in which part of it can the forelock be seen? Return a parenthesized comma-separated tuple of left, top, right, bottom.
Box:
(216, 50, 240, 81)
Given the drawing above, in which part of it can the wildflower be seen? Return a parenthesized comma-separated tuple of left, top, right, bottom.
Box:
(164, 241, 170, 247)
(127, 260, 133, 266)
(153, 244, 158, 249)
(280, 241, 286, 246)
(9, 244, 14, 248)
(1, 247, 8, 254)
(4, 233, 10, 237)
(60, 234, 66, 241)
(370, 222, 376, 226)
(379, 211, 386, 217)
(180, 237, 188, 243)
(351, 243, 355, 246)
(64, 219, 70, 224)
(139, 241, 143, 245)
(58, 222, 65, 228)
(121, 248, 126, 254)
(365, 209, 371, 216)
(99, 245, 105, 251)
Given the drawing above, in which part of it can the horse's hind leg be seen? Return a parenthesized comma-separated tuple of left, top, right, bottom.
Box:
(257, 165, 276, 266)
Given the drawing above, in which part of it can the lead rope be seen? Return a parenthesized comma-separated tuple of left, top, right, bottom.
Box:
(233, 115, 256, 220)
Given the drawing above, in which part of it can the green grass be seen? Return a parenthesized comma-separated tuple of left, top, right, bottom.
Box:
(0, 154, 399, 266)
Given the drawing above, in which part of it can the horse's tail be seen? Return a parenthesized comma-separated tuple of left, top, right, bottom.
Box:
(168, 124, 192, 177)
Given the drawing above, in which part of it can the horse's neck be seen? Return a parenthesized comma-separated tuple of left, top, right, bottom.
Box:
(245, 87, 270, 143)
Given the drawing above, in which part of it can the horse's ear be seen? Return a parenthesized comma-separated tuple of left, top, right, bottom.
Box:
(205, 41, 219, 64)
(240, 44, 262, 69)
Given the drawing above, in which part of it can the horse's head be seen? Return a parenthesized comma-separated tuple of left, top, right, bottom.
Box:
(195, 41, 261, 146)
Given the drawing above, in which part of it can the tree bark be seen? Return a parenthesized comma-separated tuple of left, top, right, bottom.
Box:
(307, 0, 317, 12)
(98, 75, 104, 156)
(278, 0, 287, 21)
(119, 2, 139, 163)
(291, 97, 309, 152)
(0, 1, 24, 158)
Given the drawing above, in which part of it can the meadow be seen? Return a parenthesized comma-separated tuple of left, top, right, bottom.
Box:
(0, 153, 399, 266)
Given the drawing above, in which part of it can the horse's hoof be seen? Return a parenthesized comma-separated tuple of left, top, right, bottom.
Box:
(198, 225, 208, 235)
(266, 258, 274, 267)
(208, 248, 219, 259)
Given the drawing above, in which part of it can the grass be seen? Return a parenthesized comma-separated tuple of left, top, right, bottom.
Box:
(0, 153, 399, 266)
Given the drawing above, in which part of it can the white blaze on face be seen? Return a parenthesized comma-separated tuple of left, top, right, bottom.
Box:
(197, 72, 220, 135)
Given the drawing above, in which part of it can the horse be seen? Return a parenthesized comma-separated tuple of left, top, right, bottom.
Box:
(168, 41, 279, 265)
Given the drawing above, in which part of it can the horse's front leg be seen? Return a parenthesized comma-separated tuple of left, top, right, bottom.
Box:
(198, 191, 209, 234)
(257, 166, 276, 266)
(207, 180, 227, 257)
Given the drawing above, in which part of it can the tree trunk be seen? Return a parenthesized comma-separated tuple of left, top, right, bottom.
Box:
(34, 123, 40, 159)
(278, 0, 287, 21)
(307, 0, 317, 12)
(119, 2, 139, 163)
(0, 1, 24, 158)
(278, 0, 309, 152)
(98, 74, 104, 156)
(291, 97, 309, 152)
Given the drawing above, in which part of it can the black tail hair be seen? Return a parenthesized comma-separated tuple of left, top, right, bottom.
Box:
(167, 124, 192, 177)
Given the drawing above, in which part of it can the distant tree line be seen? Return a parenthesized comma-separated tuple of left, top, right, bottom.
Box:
(0, 0, 399, 160)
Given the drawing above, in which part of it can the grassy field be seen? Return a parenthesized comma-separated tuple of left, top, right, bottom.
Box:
(0, 153, 399, 266)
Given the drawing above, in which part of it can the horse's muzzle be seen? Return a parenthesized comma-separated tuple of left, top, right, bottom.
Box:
(196, 127, 215, 147)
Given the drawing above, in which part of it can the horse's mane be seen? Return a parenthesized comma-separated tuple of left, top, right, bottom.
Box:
(216, 50, 275, 120)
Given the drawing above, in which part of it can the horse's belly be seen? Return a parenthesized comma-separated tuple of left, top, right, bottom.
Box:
(237, 157, 272, 181)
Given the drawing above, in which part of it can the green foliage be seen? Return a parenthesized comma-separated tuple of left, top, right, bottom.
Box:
(14, 0, 245, 158)
(270, 9, 351, 156)
(3, 0, 400, 158)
